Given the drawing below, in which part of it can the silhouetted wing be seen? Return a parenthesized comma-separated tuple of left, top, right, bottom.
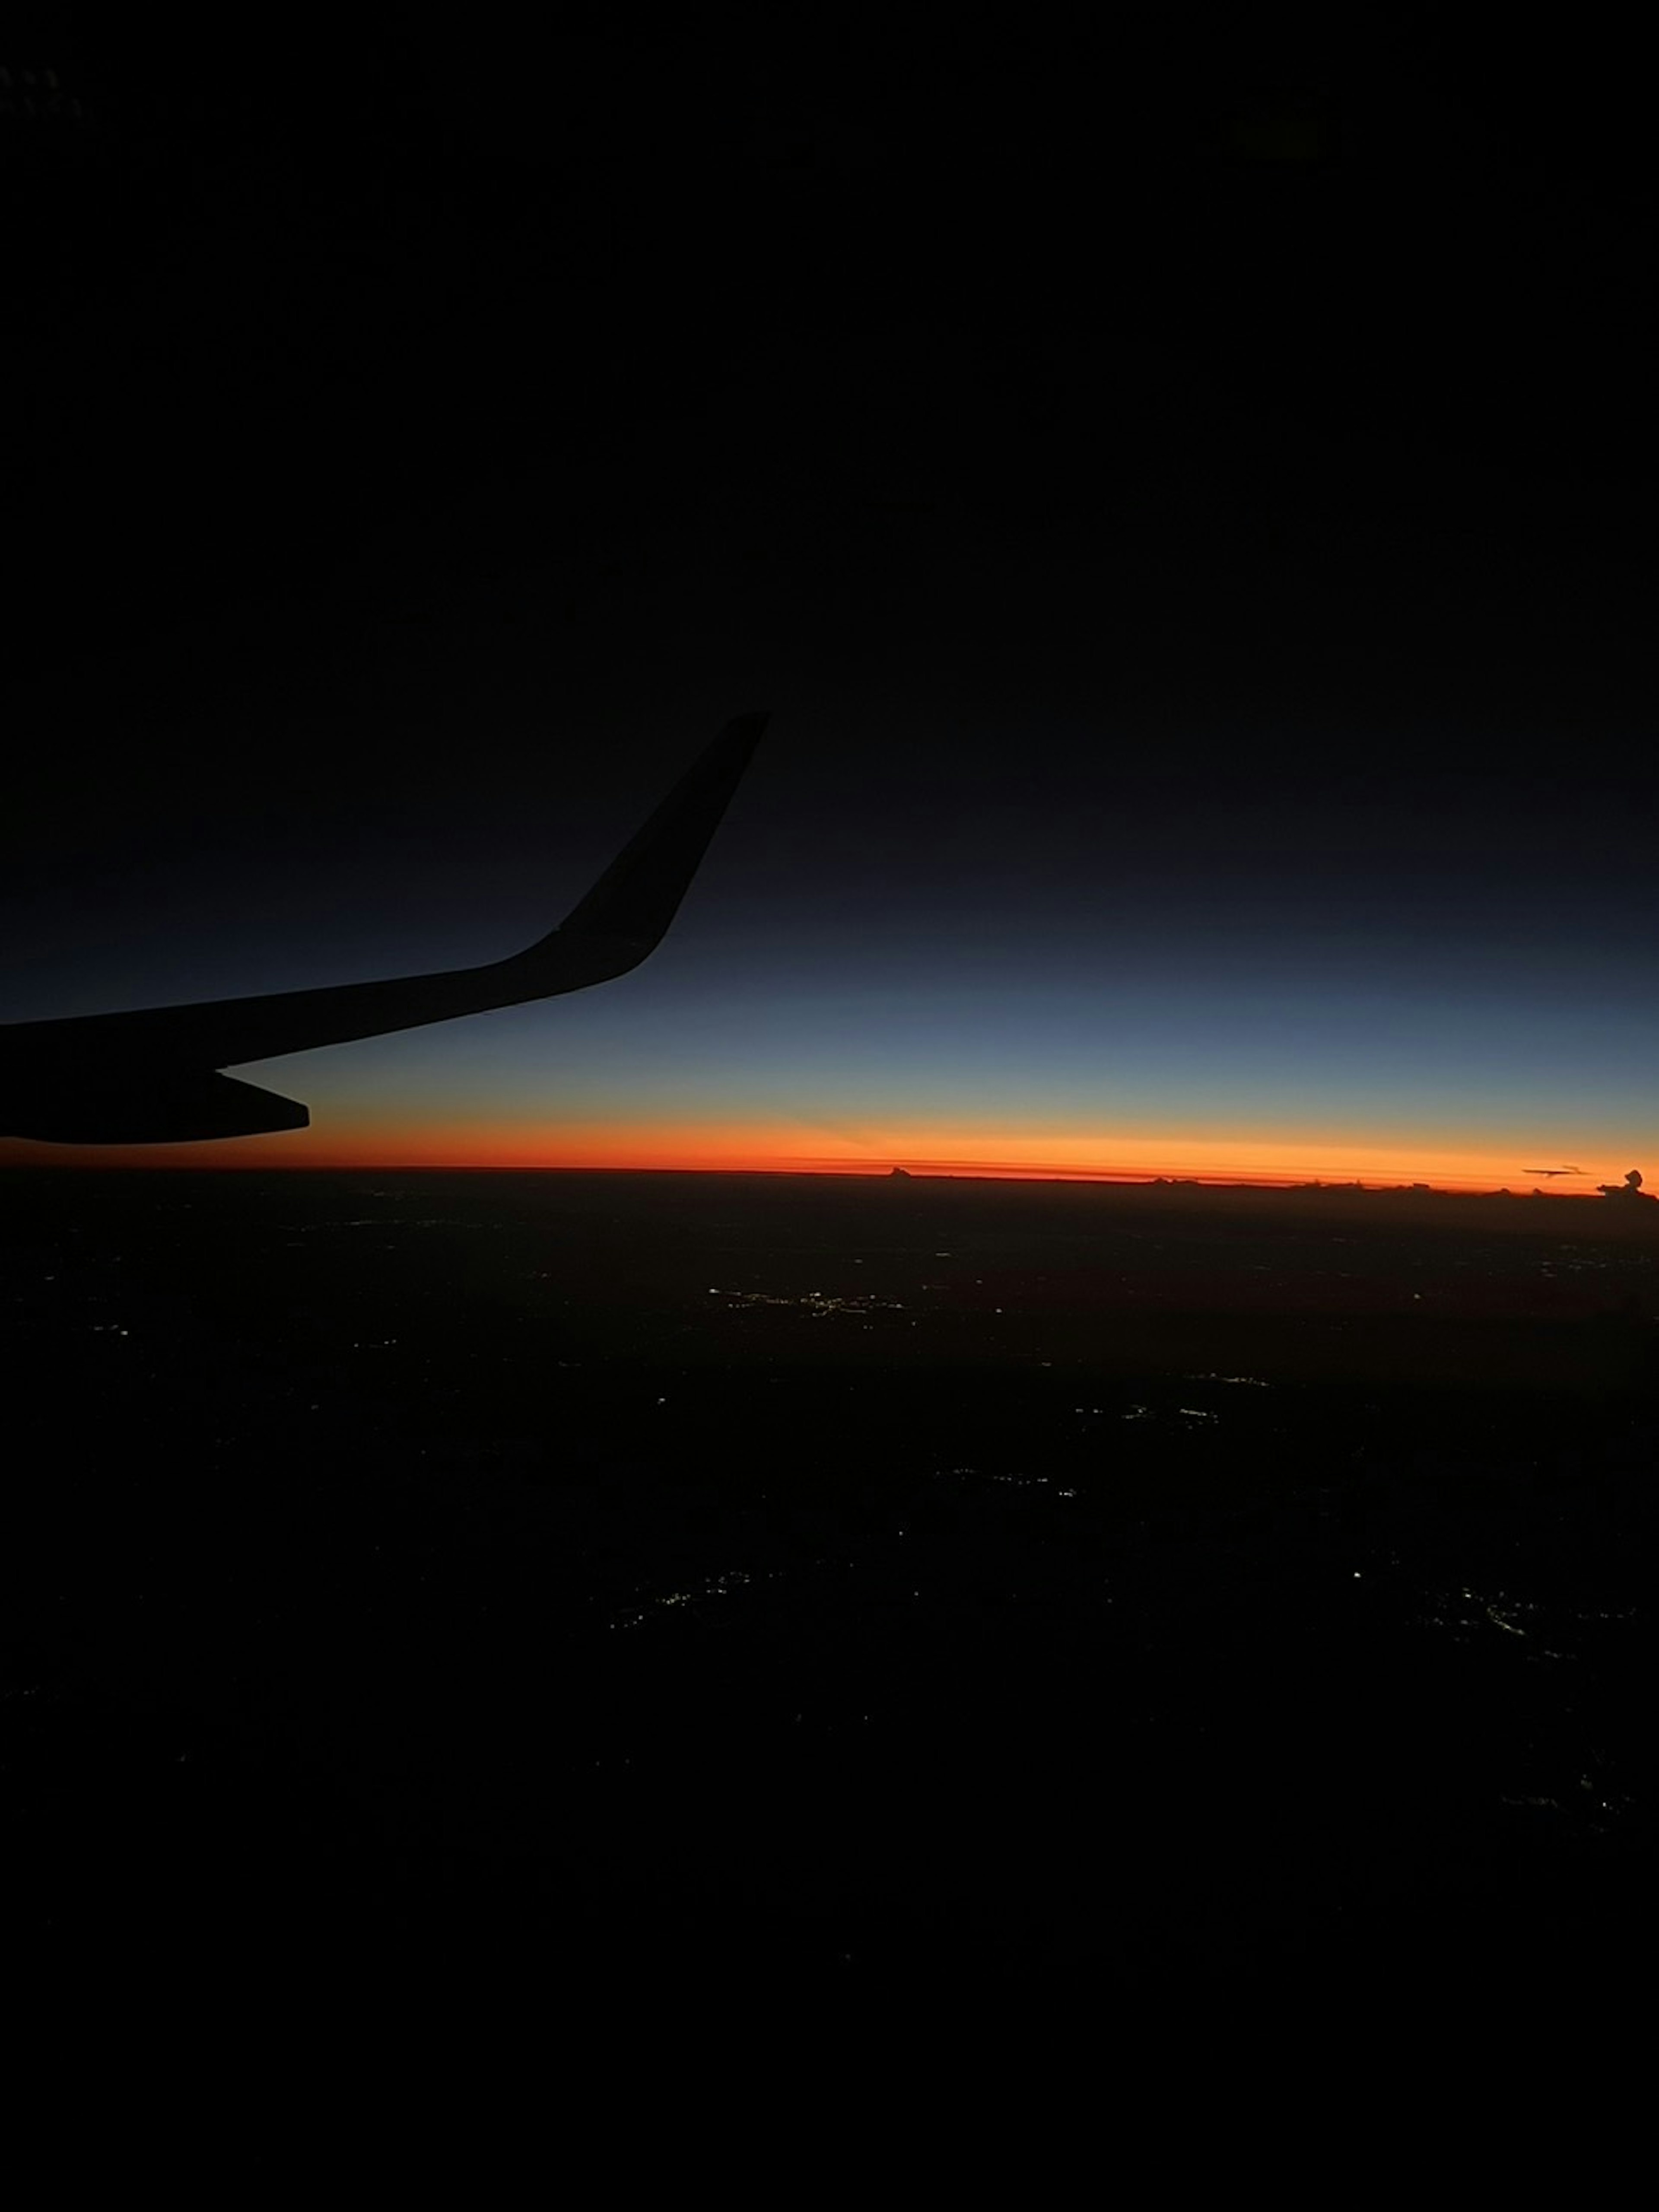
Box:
(0, 714, 766, 1139)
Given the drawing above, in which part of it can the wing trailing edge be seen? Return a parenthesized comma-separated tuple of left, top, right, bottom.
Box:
(3, 1070, 309, 1145)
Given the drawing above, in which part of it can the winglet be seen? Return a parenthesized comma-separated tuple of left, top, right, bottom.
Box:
(545, 711, 768, 952)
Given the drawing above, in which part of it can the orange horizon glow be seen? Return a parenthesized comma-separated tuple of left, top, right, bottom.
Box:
(4, 1116, 1626, 1195)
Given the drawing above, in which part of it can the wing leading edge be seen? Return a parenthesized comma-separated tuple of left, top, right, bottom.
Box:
(0, 713, 768, 1143)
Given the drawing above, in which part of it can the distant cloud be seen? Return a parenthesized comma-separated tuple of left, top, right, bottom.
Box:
(1595, 1168, 1653, 1200)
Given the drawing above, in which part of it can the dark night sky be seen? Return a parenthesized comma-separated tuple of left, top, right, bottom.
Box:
(4, 14, 1656, 1182)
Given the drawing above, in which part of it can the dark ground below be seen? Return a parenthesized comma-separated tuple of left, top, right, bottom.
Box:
(2, 1171, 1651, 2038)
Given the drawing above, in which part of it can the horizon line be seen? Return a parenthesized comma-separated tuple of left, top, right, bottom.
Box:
(0, 1159, 1624, 1198)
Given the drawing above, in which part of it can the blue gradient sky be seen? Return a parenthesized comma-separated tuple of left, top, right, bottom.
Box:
(5, 24, 1654, 1188)
(6, 678, 1653, 1187)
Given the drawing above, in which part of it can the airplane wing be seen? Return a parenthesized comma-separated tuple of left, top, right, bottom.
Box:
(0, 713, 767, 1143)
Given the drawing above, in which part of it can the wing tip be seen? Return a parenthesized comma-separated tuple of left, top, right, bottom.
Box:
(536, 711, 771, 953)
